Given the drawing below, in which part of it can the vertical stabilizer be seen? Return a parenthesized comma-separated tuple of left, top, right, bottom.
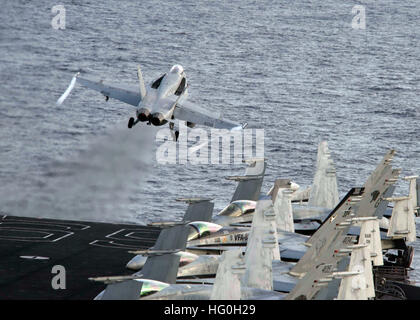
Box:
(337, 245, 374, 300)
(403, 176, 419, 216)
(358, 218, 383, 266)
(137, 65, 147, 99)
(273, 185, 295, 233)
(241, 200, 279, 293)
(386, 196, 416, 242)
(417, 177, 420, 214)
(210, 249, 245, 300)
(308, 141, 339, 209)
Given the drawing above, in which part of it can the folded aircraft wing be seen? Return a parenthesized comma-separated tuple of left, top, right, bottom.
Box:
(173, 100, 244, 130)
(57, 73, 141, 107)
(230, 158, 267, 202)
(139, 225, 190, 283)
(100, 225, 189, 300)
(180, 198, 214, 222)
(287, 150, 399, 299)
(99, 199, 214, 300)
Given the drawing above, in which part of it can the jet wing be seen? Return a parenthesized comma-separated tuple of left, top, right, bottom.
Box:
(77, 76, 141, 106)
(173, 100, 243, 130)
(57, 73, 141, 107)
(286, 151, 398, 299)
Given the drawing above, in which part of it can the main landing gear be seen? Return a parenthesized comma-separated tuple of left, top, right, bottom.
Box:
(128, 117, 141, 129)
(169, 122, 179, 142)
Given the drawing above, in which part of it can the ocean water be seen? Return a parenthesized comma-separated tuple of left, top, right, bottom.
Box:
(0, 1, 419, 280)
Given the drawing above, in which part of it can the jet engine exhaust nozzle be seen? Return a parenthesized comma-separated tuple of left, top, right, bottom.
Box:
(151, 113, 166, 126)
(137, 108, 151, 122)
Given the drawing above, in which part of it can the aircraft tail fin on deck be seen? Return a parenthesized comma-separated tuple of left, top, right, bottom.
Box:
(290, 149, 398, 277)
(417, 177, 420, 214)
(210, 249, 244, 300)
(241, 200, 279, 294)
(308, 141, 339, 210)
(358, 218, 383, 266)
(386, 196, 416, 243)
(337, 245, 375, 300)
(272, 180, 295, 233)
(403, 176, 419, 216)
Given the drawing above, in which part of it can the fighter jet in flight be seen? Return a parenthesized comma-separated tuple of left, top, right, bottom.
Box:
(57, 64, 246, 140)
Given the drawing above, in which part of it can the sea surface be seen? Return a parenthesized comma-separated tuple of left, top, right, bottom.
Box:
(0, 1, 419, 281)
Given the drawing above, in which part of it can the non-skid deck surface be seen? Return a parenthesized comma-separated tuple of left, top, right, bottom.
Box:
(0, 215, 161, 299)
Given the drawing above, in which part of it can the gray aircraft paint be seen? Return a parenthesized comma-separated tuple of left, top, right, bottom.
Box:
(210, 249, 245, 300)
(57, 65, 243, 138)
(230, 159, 267, 203)
(286, 150, 398, 299)
(273, 183, 295, 233)
(386, 196, 416, 243)
(241, 199, 279, 293)
(308, 141, 339, 209)
(95, 199, 214, 299)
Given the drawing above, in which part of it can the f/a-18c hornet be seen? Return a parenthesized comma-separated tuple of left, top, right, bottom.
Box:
(57, 64, 247, 141)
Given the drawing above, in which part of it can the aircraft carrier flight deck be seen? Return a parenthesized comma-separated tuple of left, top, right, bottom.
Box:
(0, 214, 161, 299)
